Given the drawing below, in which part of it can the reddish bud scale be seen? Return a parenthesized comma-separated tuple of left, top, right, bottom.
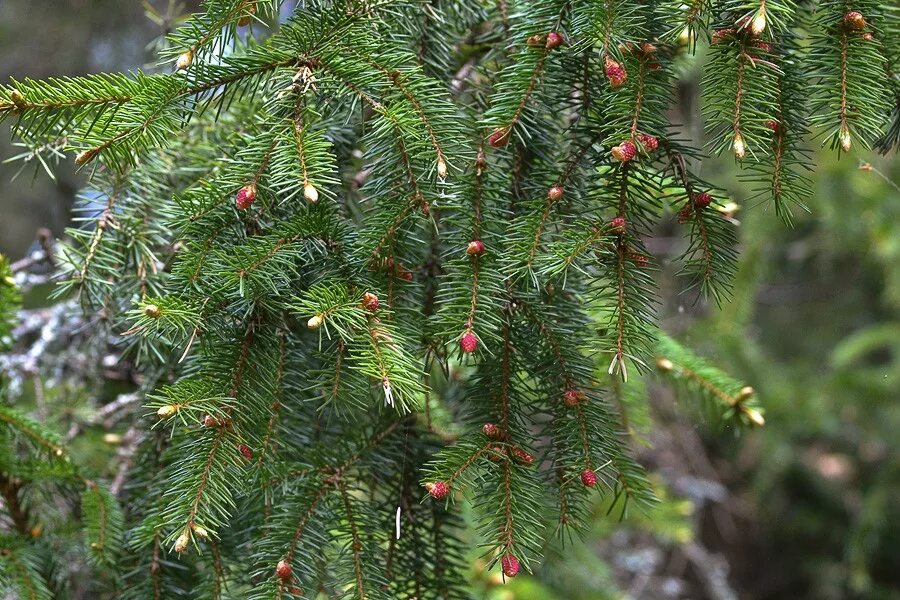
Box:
(638, 133, 659, 151)
(766, 120, 781, 133)
(631, 254, 650, 268)
(693, 192, 713, 209)
(427, 481, 450, 500)
(545, 31, 564, 50)
(239, 444, 253, 460)
(361, 292, 379, 312)
(488, 127, 510, 148)
(501, 554, 520, 578)
(547, 185, 564, 202)
(581, 468, 598, 487)
(460, 330, 478, 353)
(237, 2, 257, 27)
(526, 34, 546, 48)
(483, 423, 502, 439)
(844, 11, 865, 30)
(467, 240, 486, 256)
(563, 389, 585, 406)
(604, 57, 628, 88)
(711, 28, 733, 44)
(276, 560, 292, 581)
(610, 216, 627, 235)
(235, 184, 257, 210)
(511, 447, 534, 465)
(611, 140, 637, 162)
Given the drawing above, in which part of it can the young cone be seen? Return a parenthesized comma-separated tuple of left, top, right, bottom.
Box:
(501, 554, 520, 578)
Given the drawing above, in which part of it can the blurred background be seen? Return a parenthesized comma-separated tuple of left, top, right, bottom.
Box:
(1, 1, 898, 598)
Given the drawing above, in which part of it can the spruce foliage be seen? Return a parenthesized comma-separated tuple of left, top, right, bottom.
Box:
(0, 0, 895, 597)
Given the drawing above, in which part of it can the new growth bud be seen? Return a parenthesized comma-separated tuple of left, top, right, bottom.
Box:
(157, 405, 177, 419)
(546, 31, 564, 50)
(839, 124, 852, 152)
(174, 530, 190, 553)
(176, 50, 194, 71)
(547, 185, 564, 202)
(655, 357, 674, 372)
(751, 7, 767, 35)
(304, 181, 319, 203)
(732, 132, 746, 159)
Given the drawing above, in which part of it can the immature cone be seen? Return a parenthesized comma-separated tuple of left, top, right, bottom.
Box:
(276, 559, 292, 582)
(604, 57, 628, 88)
(174, 531, 190, 554)
(545, 31, 564, 50)
(362, 292, 379, 312)
(751, 7, 767, 35)
(501, 554, 520, 578)
(631, 253, 649, 268)
(307, 314, 323, 329)
(610, 216, 627, 235)
(694, 192, 713, 209)
(638, 133, 659, 152)
(203, 414, 221, 428)
(460, 330, 478, 353)
(488, 127, 511, 148)
(547, 185, 564, 202)
(157, 404, 177, 419)
(581, 468, 598, 487)
(144, 304, 162, 318)
(176, 50, 193, 71)
(839, 124, 852, 152)
(862, 32, 874, 41)
(238, 444, 253, 460)
(611, 140, 637, 162)
(426, 481, 450, 500)
(303, 182, 319, 204)
(732, 132, 746, 159)
(844, 11, 866, 30)
(467, 240, 486, 256)
(235, 184, 257, 210)
(766, 120, 781, 133)
(437, 157, 448, 179)
(483, 423, 502, 439)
